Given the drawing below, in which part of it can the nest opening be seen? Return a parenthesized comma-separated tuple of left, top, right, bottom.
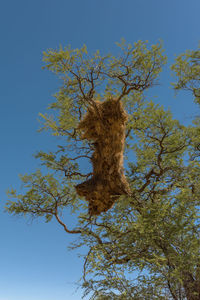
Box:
(75, 98, 131, 216)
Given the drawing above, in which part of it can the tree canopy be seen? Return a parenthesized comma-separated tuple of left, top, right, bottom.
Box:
(5, 40, 200, 299)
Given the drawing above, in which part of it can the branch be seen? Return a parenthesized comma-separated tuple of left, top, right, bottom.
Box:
(54, 212, 82, 234)
(54, 202, 81, 234)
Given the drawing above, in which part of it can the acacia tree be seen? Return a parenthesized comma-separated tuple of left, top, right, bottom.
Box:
(5, 40, 200, 299)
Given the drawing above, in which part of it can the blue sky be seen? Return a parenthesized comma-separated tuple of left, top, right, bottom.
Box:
(0, 0, 200, 299)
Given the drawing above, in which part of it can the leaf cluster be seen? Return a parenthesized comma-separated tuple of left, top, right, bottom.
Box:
(5, 40, 200, 299)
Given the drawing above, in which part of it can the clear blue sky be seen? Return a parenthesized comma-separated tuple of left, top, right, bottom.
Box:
(0, 0, 200, 299)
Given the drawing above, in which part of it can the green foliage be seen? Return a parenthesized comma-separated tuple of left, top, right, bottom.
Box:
(39, 40, 166, 138)
(6, 170, 80, 222)
(5, 40, 200, 299)
(171, 45, 200, 103)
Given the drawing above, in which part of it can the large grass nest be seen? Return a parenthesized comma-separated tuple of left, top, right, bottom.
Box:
(75, 98, 131, 216)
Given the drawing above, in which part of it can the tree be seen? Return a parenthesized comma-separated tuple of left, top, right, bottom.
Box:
(5, 40, 200, 299)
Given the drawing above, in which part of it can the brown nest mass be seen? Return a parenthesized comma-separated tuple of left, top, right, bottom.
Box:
(75, 98, 131, 216)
